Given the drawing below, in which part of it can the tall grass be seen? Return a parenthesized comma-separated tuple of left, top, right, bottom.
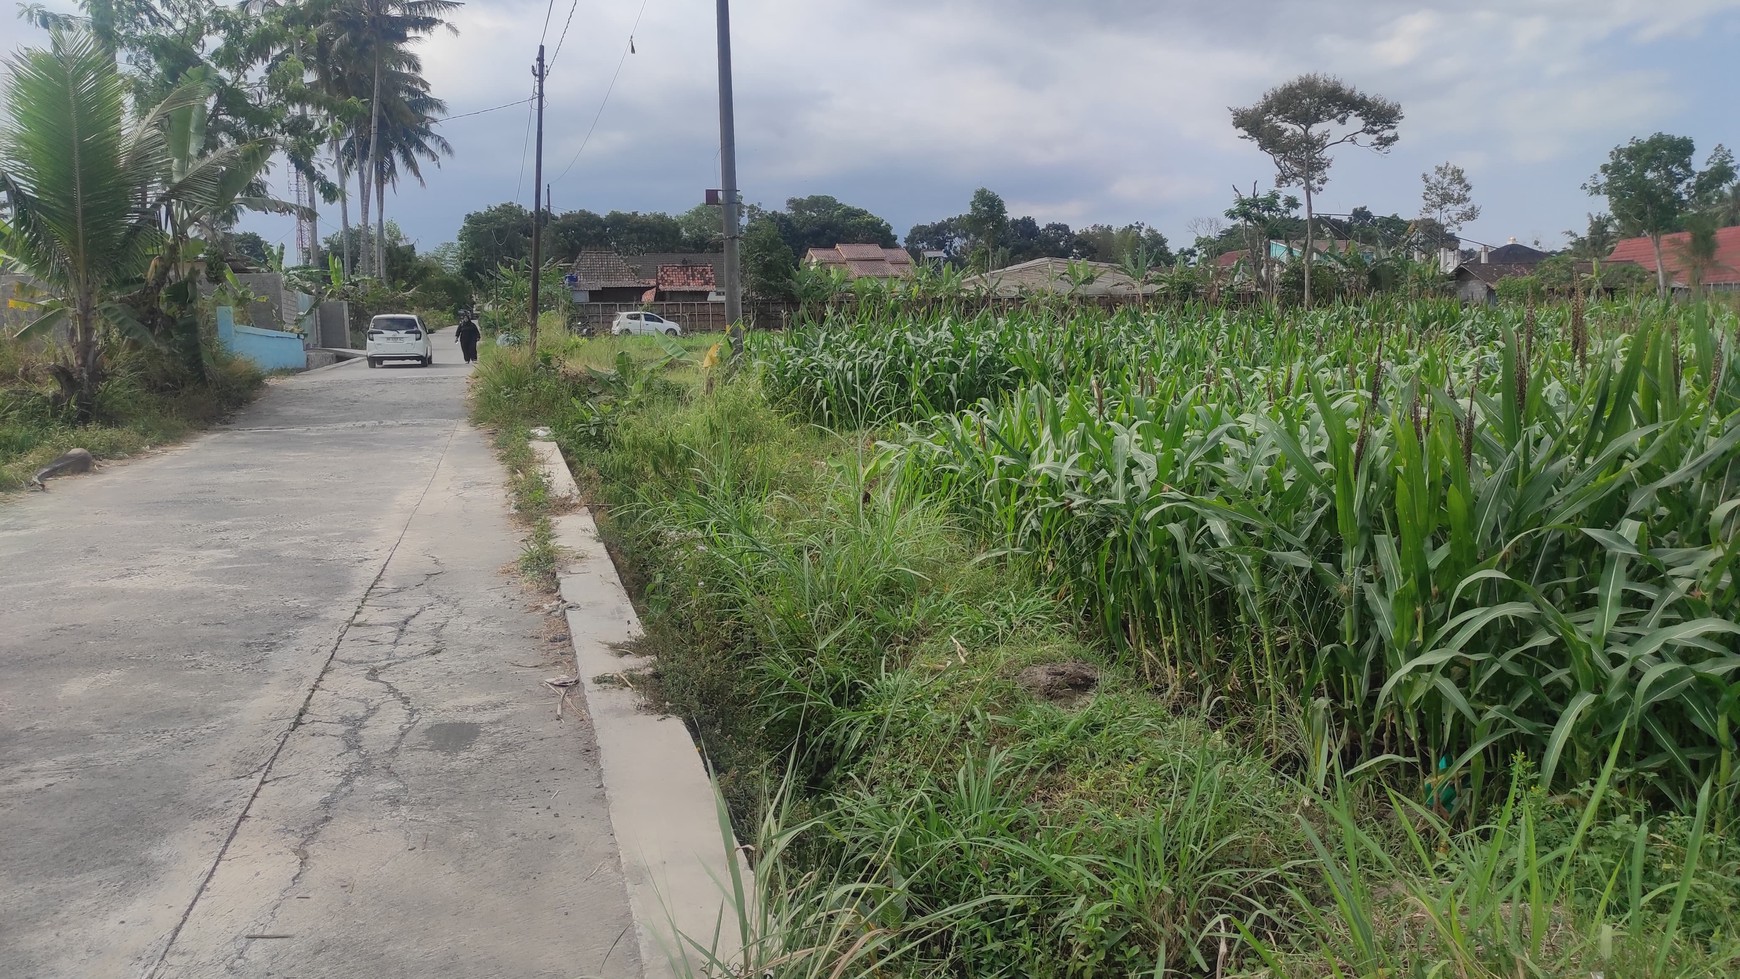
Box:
(1, 332, 262, 491)
(472, 304, 1740, 976)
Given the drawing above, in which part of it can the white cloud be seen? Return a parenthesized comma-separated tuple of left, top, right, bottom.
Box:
(5, 0, 1738, 250)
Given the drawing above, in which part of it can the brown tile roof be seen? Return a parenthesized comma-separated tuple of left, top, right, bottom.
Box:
(804, 244, 913, 280)
(1608, 226, 1740, 287)
(962, 257, 1154, 298)
(572, 250, 651, 289)
(1453, 262, 1538, 285)
(657, 264, 716, 290)
(622, 252, 723, 280)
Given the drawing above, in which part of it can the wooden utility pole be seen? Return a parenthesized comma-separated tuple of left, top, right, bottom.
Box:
(529, 44, 547, 351)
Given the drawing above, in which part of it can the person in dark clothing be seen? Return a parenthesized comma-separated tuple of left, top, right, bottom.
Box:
(455, 311, 481, 364)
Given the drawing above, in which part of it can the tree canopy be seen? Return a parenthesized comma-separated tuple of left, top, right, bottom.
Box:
(768, 194, 897, 257)
(1421, 162, 1480, 235)
(1231, 73, 1402, 304)
(1585, 133, 1736, 295)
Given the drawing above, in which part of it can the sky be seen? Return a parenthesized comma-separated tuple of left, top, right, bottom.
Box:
(9, 0, 1740, 257)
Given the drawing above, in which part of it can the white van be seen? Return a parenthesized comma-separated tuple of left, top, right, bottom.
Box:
(366, 314, 432, 367)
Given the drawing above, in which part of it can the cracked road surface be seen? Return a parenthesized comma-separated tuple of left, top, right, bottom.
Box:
(0, 333, 641, 978)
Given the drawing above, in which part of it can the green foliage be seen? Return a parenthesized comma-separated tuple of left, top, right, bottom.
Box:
(768, 301, 1740, 814)
(1232, 72, 1404, 305)
(2, 326, 263, 491)
(1421, 160, 1481, 234)
(1, 29, 277, 420)
(473, 297, 1740, 976)
(768, 194, 898, 257)
(1586, 134, 1737, 296)
(742, 218, 798, 301)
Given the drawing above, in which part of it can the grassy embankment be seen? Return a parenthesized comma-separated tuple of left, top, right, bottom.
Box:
(473, 302, 1740, 978)
(0, 336, 263, 492)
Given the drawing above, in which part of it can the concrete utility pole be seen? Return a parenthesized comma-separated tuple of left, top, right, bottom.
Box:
(529, 44, 547, 351)
(715, 0, 743, 332)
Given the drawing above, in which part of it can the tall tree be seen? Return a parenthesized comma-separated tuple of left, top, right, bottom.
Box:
(1231, 74, 1402, 305)
(1563, 213, 1619, 260)
(363, 65, 449, 282)
(1420, 161, 1480, 235)
(1714, 182, 1740, 227)
(674, 202, 722, 251)
(742, 217, 797, 300)
(905, 215, 968, 260)
(456, 202, 533, 282)
(770, 195, 897, 256)
(1585, 133, 1736, 297)
(966, 187, 1009, 270)
(1074, 223, 1171, 266)
(316, 0, 458, 277)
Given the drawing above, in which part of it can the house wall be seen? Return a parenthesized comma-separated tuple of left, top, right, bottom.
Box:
(1455, 278, 1496, 306)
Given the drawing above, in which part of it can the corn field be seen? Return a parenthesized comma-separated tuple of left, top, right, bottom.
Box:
(762, 298, 1740, 811)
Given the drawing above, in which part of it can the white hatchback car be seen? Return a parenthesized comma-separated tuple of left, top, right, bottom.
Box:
(366, 314, 433, 367)
(610, 311, 683, 337)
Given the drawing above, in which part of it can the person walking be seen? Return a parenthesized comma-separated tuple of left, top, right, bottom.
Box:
(455, 311, 482, 364)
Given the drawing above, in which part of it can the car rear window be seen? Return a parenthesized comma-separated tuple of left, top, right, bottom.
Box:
(371, 317, 420, 332)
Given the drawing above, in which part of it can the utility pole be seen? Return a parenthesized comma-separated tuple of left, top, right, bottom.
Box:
(529, 44, 547, 352)
(715, 0, 743, 335)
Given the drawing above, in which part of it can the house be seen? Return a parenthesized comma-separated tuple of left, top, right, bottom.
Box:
(962, 257, 1156, 298)
(1452, 263, 1538, 305)
(1606, 225, 1740, 293)
(803, 243, 915, 280)
(570, 250, 652, 303)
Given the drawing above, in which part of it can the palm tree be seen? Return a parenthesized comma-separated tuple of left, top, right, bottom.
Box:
(314, 0, 458, 278)
(1714, 183, 1740, 228)
(365, 68, 451, 282)
(0, 31, 273, 419)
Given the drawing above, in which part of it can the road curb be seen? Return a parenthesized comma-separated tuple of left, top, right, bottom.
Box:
(299, 356, 361, 376)
(540, 443, 747, 979)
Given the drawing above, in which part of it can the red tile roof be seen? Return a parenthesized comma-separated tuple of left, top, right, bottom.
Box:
(1607, 226, 1740, 287)
(657, 264, 716, 290)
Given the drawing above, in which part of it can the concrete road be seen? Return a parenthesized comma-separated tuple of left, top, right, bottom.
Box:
(0, 332, 641, 978)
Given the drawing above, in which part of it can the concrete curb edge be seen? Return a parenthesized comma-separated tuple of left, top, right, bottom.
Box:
(539, 442, 748, 979)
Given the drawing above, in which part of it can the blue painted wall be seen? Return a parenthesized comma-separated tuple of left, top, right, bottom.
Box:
(217, 306, 307, 372)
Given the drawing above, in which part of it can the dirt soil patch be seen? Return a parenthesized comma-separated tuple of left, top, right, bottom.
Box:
(1018, 660, 1100, 706)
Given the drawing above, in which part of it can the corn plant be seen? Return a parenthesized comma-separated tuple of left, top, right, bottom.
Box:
(766, 299, 1740, 813)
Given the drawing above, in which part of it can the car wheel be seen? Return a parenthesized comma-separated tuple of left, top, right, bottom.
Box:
(422, 355, 432, 367)
(664, 328, 678, 337)
(367, 357, 379, 368)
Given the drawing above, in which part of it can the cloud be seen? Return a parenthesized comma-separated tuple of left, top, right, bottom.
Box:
(5, 0, 1738, 252)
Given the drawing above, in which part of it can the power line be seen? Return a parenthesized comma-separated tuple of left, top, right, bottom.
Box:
(515, 88, 535, 204)
(437, 96, 534, 125)
(539, 0, 557, 46)
(552, 0, 652, 185)
(549, 0, 580, 71)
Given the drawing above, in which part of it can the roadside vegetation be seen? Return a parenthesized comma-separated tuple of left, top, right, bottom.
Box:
(473, 296, 1740, 977)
